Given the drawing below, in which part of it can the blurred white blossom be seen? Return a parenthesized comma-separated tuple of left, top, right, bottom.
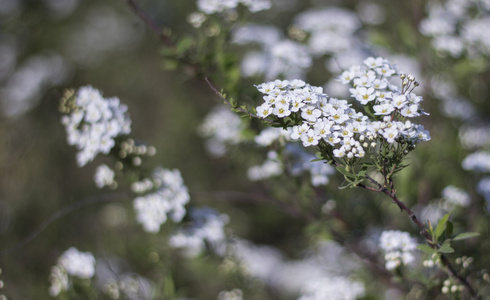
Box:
(197, 0, 271, 14)
(169, 207, 229, 256)
(49, 247, 96, 296)
(94, 164, 116, 189)
(379, 230, 417, 270)
(462, 151, 490, 173)
(198, 105, 246, 157)
(61, 86, 131, 167)
(247, 151, 283, 181)
(420, 0, 490, 57)
(294, 7, 361, 56)
(133, 167, 190, 233)
(442, 185, 471, 207)
(2, 52, 69, 117)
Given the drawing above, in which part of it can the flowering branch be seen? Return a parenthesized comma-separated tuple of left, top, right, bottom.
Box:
(358, 176, 481, 299)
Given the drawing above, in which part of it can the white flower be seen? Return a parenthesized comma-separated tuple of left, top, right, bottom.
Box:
(462, 151, 490, 173)
(49, 246, 96, 295)
(298, 276, 365, 300)
(373, 103, 395, 115)
(133, 167, 190, 233)
(247, 151, 283, 180)
(379, 230, 417, 271)
(392, 93, 408, 109)
(169, 207, 229, 256)
(61, 86, 131, 167)
(199, 106, 245, 156)
(383, 127, 399, 144)
(58, 247, 96, 279)
(94, 164, 115, 188)
(442, 185, 471, 207)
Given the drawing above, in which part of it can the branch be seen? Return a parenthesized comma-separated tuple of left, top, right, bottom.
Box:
(359, 177, 481, 299)
(1, 192, 128, 256)
(204, 77, 265, 119)
(125, 0, 175, 47)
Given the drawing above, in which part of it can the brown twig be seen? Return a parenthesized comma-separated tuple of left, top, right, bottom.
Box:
(204, 77, 267, 119)
(125, 0, 175, 47)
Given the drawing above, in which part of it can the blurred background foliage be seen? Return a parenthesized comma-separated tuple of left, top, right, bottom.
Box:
(0, 0, 489, 299)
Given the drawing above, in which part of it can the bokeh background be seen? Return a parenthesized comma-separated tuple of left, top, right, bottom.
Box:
(1, 0, 489, 299)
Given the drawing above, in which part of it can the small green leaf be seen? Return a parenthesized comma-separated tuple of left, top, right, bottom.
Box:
(338, 181, 355, 189)
(445, 221, 453, 239)
(453, 232, 480, 241)
(435, 213, 451, 241)
(428, 220, 433, 234)
(176, 36, 195, 54)
(417, 244, 435, 254)
(335, 166, 355, 180)
(438, 240, 454, 253)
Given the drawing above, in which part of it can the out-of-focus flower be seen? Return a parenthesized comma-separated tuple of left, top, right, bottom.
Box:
(198, 105, 246, 157)
(94, 164, 116, 189)
(49, 247, 96, 296)
(294, 8, 361, 56)
(133, 167, 190, 233)
(169, 207, 229, 256)
(298, 276, 365, 300)
(442, 185, 471, 207)
(197, 0, 271, 14)
(61, 86, 131, 167)
(218, 288, 243, 300)
(2, 52, 69, 117)
(379, 230, 417, 270)
(247, 151, 283, 181)
(462, 151, 490, 173)
(420, 0, 490, 58)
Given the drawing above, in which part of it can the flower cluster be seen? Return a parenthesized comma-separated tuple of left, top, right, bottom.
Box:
(197, 0, 271, 14)
(218, 288, 244, 300)
(169, 207, 229, 256)
(293, 7, 361, 56)
(49, 247, 96, 296)
(250, 128, 335, 186)
(232, 25, 312, 79)
(133, 167, 190, 233)
(198, 105, 246, 157)
(419, 0, 490, 57)
(379, 230, 417, 270)
(247, 150, 283, 181)
(284, 144, 335, 186)
(298, 276, 365, 300)
(60, 86, 131, 167)
(254, 57, 430, 160)
(462, 151, 490, 173)
(441, 185, 471, 207)
(94, 164, 116, 189)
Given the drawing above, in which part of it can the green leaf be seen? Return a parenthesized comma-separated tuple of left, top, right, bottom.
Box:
(445, 221, 453, 239)
(453, 232, 480, 241)
(417, 244, 435, 254)
(176, 36, 195, 54)
(435, 213, 451, 241)
(335, 166, 355, 180)
(438, 240, 454, 253)
(338, 181, 355, 189)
